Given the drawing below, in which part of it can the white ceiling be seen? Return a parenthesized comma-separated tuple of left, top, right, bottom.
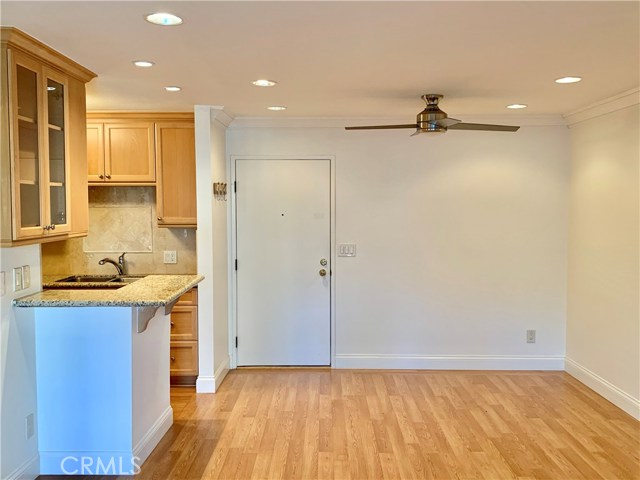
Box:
(3, 1, 639, 119)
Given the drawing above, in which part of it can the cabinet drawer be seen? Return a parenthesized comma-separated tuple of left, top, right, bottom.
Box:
(176, 287, 198, 306)
(170, 342, 198, 376)
(170, 306, 197, 341)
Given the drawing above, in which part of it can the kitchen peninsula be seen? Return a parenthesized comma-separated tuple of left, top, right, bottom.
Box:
(14, 274, 202, 475)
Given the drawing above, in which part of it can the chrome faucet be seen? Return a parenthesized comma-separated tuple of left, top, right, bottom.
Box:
(99, 252, 126, 275)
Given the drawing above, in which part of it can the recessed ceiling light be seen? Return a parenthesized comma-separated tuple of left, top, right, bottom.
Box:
(164, 86, 182, 92)
(555, 76, 582, 84)
(506, 104, 528, 109)
(252, 79, 277, 87)
(267, 106, 287, 111)
(145, 13, 183, 26)
(133, 60, 154, 68)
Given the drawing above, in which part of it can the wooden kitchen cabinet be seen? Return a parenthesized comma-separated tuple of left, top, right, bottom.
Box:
(0, 27, 95, 245)
(87, 121, 155, 183)
(155, 122, 197, 227)
(170, 287, 198, 383)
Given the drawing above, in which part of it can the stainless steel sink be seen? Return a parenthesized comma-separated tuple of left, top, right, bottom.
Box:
(48, 274, 146, 289)
(56, 275, 117, 283)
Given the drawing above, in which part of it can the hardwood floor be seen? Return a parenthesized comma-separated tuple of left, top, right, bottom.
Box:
(41, 369, 640, 479)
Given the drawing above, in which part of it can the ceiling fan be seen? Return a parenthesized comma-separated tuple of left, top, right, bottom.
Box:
(345, 94, 520, 135)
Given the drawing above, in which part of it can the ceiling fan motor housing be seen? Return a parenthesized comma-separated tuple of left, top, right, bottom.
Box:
(417, 94, 447, 132)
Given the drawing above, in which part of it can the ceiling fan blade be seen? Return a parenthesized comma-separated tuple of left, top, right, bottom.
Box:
(345, 124, 418, 130)
(432, 117, 461, 128)
(448, 122, 520, 132)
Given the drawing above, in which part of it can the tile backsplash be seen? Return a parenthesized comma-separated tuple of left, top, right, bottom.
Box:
(42, 187, 197, 275)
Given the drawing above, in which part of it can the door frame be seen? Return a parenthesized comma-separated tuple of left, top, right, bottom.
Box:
(228, 155, 336, 369)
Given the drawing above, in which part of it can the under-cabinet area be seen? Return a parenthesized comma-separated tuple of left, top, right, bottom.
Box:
(0, 27, 95, 245)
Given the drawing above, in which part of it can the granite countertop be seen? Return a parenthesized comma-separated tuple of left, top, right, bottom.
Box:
(14, 274, 203, 308)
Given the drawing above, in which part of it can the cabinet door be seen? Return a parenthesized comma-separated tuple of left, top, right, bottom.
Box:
(10, 52, 46, 239)
(155, 122, 196, 226)
(104, 123, 155, 182)
(42, 67, 71, 234)
(86, 123, 104, 181)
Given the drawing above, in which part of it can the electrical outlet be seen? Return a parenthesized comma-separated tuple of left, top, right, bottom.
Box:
(22, 265, 31, 289)
(25, 413, 34, 439)
(0, 271, 5, 296)
(13, 267, 23, 291)
(526, 330, 536, 343)
(163, 251, 177, 264)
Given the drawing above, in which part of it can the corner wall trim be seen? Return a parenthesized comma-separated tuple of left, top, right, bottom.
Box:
(196, 356, 230, 393)
(6, 454, 39, 480)
(133, 406, 173, 465)
(334, 354, 564, 370)
(565, 357, 640, 420)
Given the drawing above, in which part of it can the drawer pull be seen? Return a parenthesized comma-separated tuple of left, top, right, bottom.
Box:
(170, 321, 175, 326)
(171, 356, 176, 361)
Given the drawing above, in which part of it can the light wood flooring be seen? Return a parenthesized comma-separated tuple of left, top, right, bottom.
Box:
(44, 369, 640, 479)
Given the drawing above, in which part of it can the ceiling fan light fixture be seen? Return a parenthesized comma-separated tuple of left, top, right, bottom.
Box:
(145, 13, 183, 26)
(506, 104, 528, 109)
(555, 76, 582, 84)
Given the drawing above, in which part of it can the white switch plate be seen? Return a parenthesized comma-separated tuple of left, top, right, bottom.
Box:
(163, 250, 177, 264)
(338, 244, 357, 257)
(0, 271, 5, 296)
(22, 265, 30, 289)
(25, 413, 35, 439)
(13, 267, 23, 291)
(526, 329, 536, 343)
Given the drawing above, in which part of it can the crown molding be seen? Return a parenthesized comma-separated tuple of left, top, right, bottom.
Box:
(228, 114, 565, 129)
(563, 88, 640, 126)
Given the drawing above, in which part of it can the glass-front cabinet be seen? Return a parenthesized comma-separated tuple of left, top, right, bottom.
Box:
(10, 52, 70, 239)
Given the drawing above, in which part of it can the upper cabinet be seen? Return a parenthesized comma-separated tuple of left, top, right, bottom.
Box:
(1, 28, 96, 245)
(87, 120, 155, 183)
(155, 122, 197, 227)
(86, 113, 197, 228)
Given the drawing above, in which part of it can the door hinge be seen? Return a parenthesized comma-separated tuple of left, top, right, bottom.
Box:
(235, 336, 238, 348)
(235, 259, 238, 270)
(233, 181, 237, 193)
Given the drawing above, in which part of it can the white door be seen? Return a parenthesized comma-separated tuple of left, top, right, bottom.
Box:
(236, 159, 331, 366)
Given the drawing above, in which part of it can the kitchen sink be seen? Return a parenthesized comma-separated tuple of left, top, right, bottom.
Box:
(48, 274, 146, 289)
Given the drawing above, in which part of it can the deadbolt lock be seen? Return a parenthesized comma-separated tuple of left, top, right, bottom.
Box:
(320, 258, 328, 266)
(319, 269, 327, 277)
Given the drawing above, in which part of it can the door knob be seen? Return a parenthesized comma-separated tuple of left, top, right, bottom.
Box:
(319, 269, 327, 277)
(320, 258, 328, 266)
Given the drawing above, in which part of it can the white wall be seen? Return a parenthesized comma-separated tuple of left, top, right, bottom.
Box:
(0, 244, 41, 479)
(227, 123, 570, 369)
(195, 106, 230, 392)
(566, 101, 640, 419)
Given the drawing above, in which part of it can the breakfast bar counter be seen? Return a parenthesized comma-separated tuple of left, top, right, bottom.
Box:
(13, 274, 203, 476)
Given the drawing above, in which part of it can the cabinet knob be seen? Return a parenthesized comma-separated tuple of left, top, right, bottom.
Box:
(157, 217, 163, 221)
(171, 356, 176, 362)
(50, 224, 55, 230)
(98, 174, 104, 179)
(170, 321, 175, 326)
(105, 174, 111, 179)
(43, 225, 49, 231)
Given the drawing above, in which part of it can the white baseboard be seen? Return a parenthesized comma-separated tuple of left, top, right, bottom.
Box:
(5, 454, 39, 480)
(196, 356, 230, 393)
(565, 357, 640, 420)
(133, 405, 173, 465)
(334, 354, 565, 370)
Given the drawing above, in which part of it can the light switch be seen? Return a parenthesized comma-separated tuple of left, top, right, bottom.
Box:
(22, 265, 31, 289)
(338, 244, 357, 257)
(13, 267, 23, 291)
